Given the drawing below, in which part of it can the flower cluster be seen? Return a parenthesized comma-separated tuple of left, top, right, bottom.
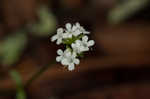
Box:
(51, 22, 95, 71)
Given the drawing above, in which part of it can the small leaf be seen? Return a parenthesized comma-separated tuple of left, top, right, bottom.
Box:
(30, 5, 57, 37)
(108, 0, 149, 24)
(63, 34, 84, 45)
(0, 31, 27, 66)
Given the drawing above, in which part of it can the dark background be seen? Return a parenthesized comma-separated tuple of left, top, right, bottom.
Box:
(1, 0, 150, 99)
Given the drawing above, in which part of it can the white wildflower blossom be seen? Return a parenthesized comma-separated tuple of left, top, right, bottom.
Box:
(63, 23, 81, 38)
(51, 22, 95, 71)
(56, 49, 70, 63)
(51, 28, 64, 45)
(61, 51, 80, 71)
(80, 36, 95, 52)
(75, 22, 90, 34)
(71, 40, 84, 54)
(81, 36, 95, 51)
(71, 36, 95, 53)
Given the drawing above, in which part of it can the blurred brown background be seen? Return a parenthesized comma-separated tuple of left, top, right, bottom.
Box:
(1, 0, 150, 99)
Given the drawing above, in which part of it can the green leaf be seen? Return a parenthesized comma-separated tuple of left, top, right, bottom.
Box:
(0, 31, 27, 65)
(63, 34, 84, 45)
(30, 5, 57, 37)
(108, 0, 149, 24)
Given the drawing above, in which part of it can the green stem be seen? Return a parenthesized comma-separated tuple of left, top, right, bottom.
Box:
(0, 61, 56, 96)
(25, 61, 56, 87)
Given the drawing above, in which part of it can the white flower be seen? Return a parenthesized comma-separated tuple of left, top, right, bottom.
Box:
(56, 49, 80, 71)
(56, 49, 70, 63)
(51, 22, 95, 71)
(51, 28, 64, 45)
(63, 23, 81, 38)
(71, 40, 84, 54)
(71, 36, 95, 53)
(75, 22, 90, 34)
(80, 36, 95, 52)
(61, 51, 80, 71)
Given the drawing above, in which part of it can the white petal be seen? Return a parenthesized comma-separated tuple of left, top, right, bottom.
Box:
(65, 51, 71, 57)
(73, 30, 81, 36)
(76, 22, 80, 28)
(84, 31, 90, 34)
(64, 49, 70, 53)
(71, 43, 76, 48)
(57, 49, 63, 55)
(68, 63, 75, 71)
(81, 47, 89, 52)
(79, 46, 85, 51)
(57, 28, 63, 34)
(82, 36, 88, 42)
(56, 56, 62, 62)
(76, 42, 81, 47)
(68, 34, 72, 38)
(61, 59, 68, 65)
(88, 40, 95, 46)
(51, 35, 57, 42)
(63, 33, 69, 38)
(80, 27, 90, 34)
(74, 59, 80, 65)
(66, 23, 72, 31)
(71, 44, 79, 53)
(72, 42, 80, 48)
(56, 39, 62, 45)
(76, 40, 82, 44)
(72, 52, 77, 57)
(72, 25, 77, 31)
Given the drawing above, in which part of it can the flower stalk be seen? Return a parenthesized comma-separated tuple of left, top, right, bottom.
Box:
(25, 61, 56, 87)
